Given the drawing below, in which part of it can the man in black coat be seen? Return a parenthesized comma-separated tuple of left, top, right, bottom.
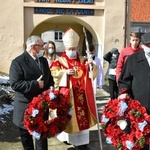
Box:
(118, 32, 150, 149)
(9, 35, 54, 150)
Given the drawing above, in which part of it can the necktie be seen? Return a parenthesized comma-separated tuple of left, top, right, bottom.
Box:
(35, 59, 41, 70)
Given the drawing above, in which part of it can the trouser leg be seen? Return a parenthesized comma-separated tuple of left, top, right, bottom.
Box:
(109, 79, 118, 99)
(35, 110, 48, 150)
(35, 137, 48, 150)
(113, 80, 118, 98)
(108, 79, 115, 99)
(19, 127, 34, 150)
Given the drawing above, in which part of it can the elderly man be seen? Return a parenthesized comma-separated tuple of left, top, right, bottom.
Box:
(9, 35, 54, 150)
(118, 32, 150, 149)
(50, 28, 98, 150)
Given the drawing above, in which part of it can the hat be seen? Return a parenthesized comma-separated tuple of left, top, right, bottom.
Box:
(141, 32, 150, 44)
(110, 48, 118, 53)
(62, 28, 80, 49)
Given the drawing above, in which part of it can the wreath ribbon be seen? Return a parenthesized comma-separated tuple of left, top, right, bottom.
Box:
(100, 98, 150, 150)
(24, 90, 72, 139)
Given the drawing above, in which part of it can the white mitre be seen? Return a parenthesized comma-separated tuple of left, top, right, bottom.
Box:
(62, 28, 80, 49)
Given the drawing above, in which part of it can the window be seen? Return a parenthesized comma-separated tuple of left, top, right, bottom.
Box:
(55, 31, 63, 41)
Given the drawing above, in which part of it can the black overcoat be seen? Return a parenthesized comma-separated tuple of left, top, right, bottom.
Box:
(118, 50, 150, 111)
(9, 51, 54, 128)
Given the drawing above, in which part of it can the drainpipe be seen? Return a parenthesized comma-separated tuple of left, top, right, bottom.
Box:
(124, 0, 128, 47)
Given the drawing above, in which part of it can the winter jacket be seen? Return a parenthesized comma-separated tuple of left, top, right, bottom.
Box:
(116, 45, 141, 82)
(103, 51, 119, 80)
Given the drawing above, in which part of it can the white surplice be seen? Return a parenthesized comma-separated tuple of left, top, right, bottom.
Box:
(56, 130, 89, 146)
(93, 57, 105, 94)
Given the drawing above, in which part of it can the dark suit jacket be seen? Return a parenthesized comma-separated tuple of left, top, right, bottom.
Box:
(118, 50, 150, 111)
(9, 51, 54, 128)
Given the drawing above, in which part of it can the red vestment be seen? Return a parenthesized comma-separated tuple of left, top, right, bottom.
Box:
(50, 52, 97, 133)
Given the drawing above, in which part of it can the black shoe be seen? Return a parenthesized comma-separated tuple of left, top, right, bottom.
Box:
(74, 146, 80, 150)
(63, 141, 72, 145)
(67, 148, 76, 150)
(74, 145, 89, 150)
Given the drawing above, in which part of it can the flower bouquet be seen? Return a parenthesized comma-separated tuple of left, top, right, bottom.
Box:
(24, 90, 72, 139)
(100, 98, 150, 150)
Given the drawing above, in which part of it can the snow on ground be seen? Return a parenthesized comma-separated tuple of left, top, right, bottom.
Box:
(0, 75, 9, 84)
(0, 103, 14, 115)
(0, 75, 14, 123)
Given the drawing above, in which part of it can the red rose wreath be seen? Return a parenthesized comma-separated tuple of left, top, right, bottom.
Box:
(100, 98, 150, 150)
(24, 90, 72, 140)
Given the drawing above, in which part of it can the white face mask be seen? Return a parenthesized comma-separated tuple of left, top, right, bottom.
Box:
(66, 50, 77, 59)
(144, 47, 150, 55)
(112, 53, 117, 57)
(87, 53, 94, 59)
(37, 50, 44, 58)
(48, 48, 54, 54)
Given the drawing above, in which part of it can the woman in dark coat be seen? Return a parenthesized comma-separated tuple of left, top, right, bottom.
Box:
(103, 48, 119, 99)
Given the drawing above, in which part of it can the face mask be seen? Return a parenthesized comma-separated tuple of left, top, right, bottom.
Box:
(37, 50, 44, 58)
(87, 53, 94, 59)
(48, 48, 54, 54)
(112, 54, 117, 57)
(66, 50, 77, 59)
(143, 46, 150, 55)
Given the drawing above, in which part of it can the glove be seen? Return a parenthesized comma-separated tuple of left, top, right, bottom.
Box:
(110, 48, 118, 53)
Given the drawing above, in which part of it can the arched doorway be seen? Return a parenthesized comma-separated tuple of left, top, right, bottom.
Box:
(25, 15, 103, 62)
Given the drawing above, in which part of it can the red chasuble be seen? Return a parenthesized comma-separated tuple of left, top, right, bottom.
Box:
(50, 52, 97, 133)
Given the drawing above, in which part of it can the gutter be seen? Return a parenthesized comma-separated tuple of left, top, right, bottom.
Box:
(124, 0, 128, 47)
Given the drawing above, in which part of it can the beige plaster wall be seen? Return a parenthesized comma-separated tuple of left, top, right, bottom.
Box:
(104, 0, 125, 52)
(103, 0, 127, 73)
(0, 0, 128, 74)
(0, 0, 24, 74)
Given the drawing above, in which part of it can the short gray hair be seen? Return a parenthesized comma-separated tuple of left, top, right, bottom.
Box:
(26, 35, 40, 52)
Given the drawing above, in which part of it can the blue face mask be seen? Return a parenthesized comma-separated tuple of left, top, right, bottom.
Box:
(37, 50, 44, 58)
(48, 48, 54, 54)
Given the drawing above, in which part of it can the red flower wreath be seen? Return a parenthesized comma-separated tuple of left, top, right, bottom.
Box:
(100, 98, 150, 150)
(24, 90, 72, 139)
